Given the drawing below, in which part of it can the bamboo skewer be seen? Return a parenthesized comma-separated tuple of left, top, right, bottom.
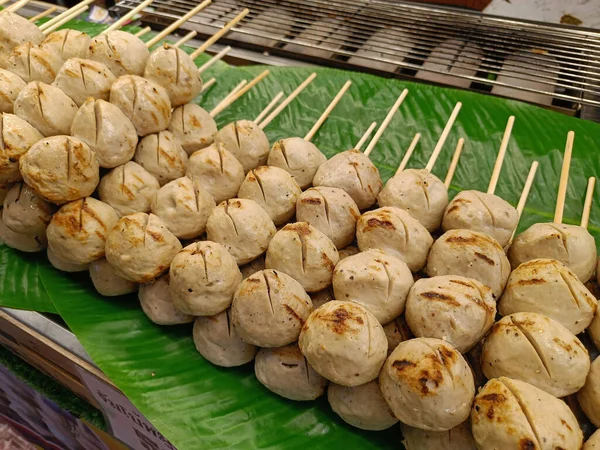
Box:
(173, 30, 197, 48)
(42, 5, 89, 35)
(259, 72, 317, 130)
(0, 0, 11, 7)
(554, 131, 574, 224)
(5, 0, 29, 13)
(200, 77, 216, 93)
(443, 137, 464, 188)
(134, 26, 151, 37)
(355, 122, 378, 151)
(39, 0, 93, 31)
(363, 89, 409, 157)
(581, 176, 596, 229)
(29, 6, 57, 22)
(102, 0, 153, 34)
(304, 80, 352, 142)
(487, 115, 515, 195)
(145, 0, 211, 48)
(425, 102, 462, 172)
(210, 70, 270, 117)
(508, 161, 540, 244)
(255, 92, 284, 124)
(394, 133, 421, 175)
(190, 9, 248, 59)
(198, 46, 231, 73)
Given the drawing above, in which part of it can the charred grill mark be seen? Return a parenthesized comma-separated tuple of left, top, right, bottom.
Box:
(517, 278, 546, 285)
(284, 304, 304, 324)
(474, 251, 495, 266)
(281, 362, 299, 368)
(420, 291, 461, 307)
(392, 359, 416, 370)
(317, 305, 363, 335)
(449, 279, 472, 287)
(301, 196, 322, 205)
(366, 217, 395, 230)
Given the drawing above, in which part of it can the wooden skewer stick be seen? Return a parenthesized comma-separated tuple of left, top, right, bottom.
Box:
(208, 80, 246, 116)
(0, 0, 11, 7)
(581, 176, 596, 229)
(173, 30, 197, 48)
(255, 92, 284, 124)
(200, 77, 216, 93)
(395, 133, 421, 175)
(259, 72, 318, 130)
(425, 102, 462, 172)
(134, 26, 151, 37)
(5, 0, 30, 13)
(487, 115, 515, 195)
(198, 46, 231, 74)
(509, 161, 539, 244)
(29, 6, 57, 22)
(102, 0, 153, 34)
(444, 137, 464, 188)
(554, 130, 574, 224)
(363, 89, 409, 157)
(210, 69, 270, 117)
(190, 9, 248, 59)
(145, 0, 211, 48)
(355, 122, 378, 151)
(39, 0, 93, 31)
(304, 80, 352, 142)
(42, 5, 89, 35)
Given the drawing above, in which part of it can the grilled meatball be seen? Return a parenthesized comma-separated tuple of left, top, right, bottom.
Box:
(579, 357, 600, 428)
(8, 42, 63, 84)
(268, 137, 327, 189)
(138, 273, 194, 325)
(89, 257, 138, 297)
(0, 113, 43, 186)
(40, 29, 90, 61)
(214, 120, 269, 172)
(0, 69, 25, 113)
(0, 12, 45, 70)
(2, 183, 55, 235)
(134, 130, 188, 186)
(53, 58, 116, 107)
(89, 31, 149, 77)
(168, 103, 217, 155)
(401, 422, 476, 450)
(0, 217, 46, 252)
(586, 430, 600, 449)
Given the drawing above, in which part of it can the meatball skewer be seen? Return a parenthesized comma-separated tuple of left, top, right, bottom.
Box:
(27, 6, 57, 23)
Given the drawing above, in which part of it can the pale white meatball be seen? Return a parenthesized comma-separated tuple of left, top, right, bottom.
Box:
(89, 31, 149, 77)
(378, 169, 449, 232)
(328, 380, 398, 431)
(426, 229, 510, 298)
(379, 337, 474, 431)
(383, 316, 413, 355)
(47, 198, 118, 265)
(53, 58, 116, 107)
(19, 136, 99, 204)
(143, 44, 202, 107)
(14, 81, 78, 137)
(40, 30, 90, 61)
(138, 273, 193, 325)
(206, 198, 275, 265)
(170, 241, 242, 316)
(214, 120, 269, 172)
(2, 183, 55, 235)
(579, 357, 600, 428)
(402, 422, 476, 450)
(186, 142, 244, 204)
(70, 98, 138, 169)
(105, 212, 182, 283)
(238, 166, 301, 225)
(110, 75, 172, 137)
(586, 430, 600, 449)
(168, 103, 217, 155)
(356, 207, 433, 273)
(0, 218, 46, 252)
(98, 161, 160, 217)
(299, 301, 387, 386)
(296, 187, 360, 249)
(193, 309, 258, 367)
(333, 249, 413, 324)
(406, 275, 495, 352)
(313, 149, 382, 210)
(0, 12, 44, 70)
(47, 247, 88, 272)
(89, 257, 138, 297)
(151, 177, 215, 240)
(134, 131, 188, 185)
(0, 113, 42, 187)
(266, 222, 340, 293)
(510, 222, 597, 283)
(8, 42, 63, 84)
(268, 137, 327, 189)
(499, 258, 597, 335)
(473, 377, 582, 449)
(0, 69, 25, 113)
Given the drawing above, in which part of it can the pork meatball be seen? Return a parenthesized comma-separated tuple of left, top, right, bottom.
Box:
(296, 187, 360, 249)
(98, 161, 160, 217)
(0, 69, 25, 113)
(0, 113, 43, 186)
(40, 29, 90, 61)
(238, 165, 301, 225)
(214, 120, 269, 172)
(151, 177, 215, 240)
(255, 343, 327, 401)
(110, 75, 172, 137)
(169, 241, 242, 316)
(89, 257, 138, 297)
(356, 206, 433, 273)
(193, 309, 258, 367)
(134, 131, 188, 185)
(2, 183, 55, 235)
(14, 81, 78, 136)
(473, 377, 582, 449)
(313, 149, 382, 210)
(268, 137, 327, 189)
(379, 337, 474, 431)
(509, 222, 597, 283)
(138, 273, 193, 325)
(53, 58, 116, 107)
(186, 142, 245, 204)
(579, 357, 600, 428)
(206, 198, 275, 265)
(405, 275, 495, 352)
(299, 301, 387, 386)
(19, 136, 99, 204)
(426, 229, 510, 298)
(266, 222, 340, 293)
(0, 12, 44, 70)
(105, 212, 182, 283)
(378, 169, 449, 232)
(47, 247, 88, 272)
(168, 103, 217, 155)
(328, 380, 398, 431)
(70, 98, 138, 169)
(8, 42, 63, 84)
(0, 218, 46, 252)
(499, 258, 597, 335)
(587, 430, 600, 449)
(89, 30, 149, 77)
(401, 422, 476, 450)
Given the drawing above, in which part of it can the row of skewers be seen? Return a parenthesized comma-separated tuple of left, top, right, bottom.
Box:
(2, 1, 600, 449)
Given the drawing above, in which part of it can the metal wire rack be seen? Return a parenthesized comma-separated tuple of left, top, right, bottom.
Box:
(114, 0, 600, 116)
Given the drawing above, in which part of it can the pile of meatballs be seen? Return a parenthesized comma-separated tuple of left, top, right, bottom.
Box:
(2, 10, 600, 450)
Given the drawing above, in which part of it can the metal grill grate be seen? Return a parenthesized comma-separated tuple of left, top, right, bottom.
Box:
(114, 0, 600, 115)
